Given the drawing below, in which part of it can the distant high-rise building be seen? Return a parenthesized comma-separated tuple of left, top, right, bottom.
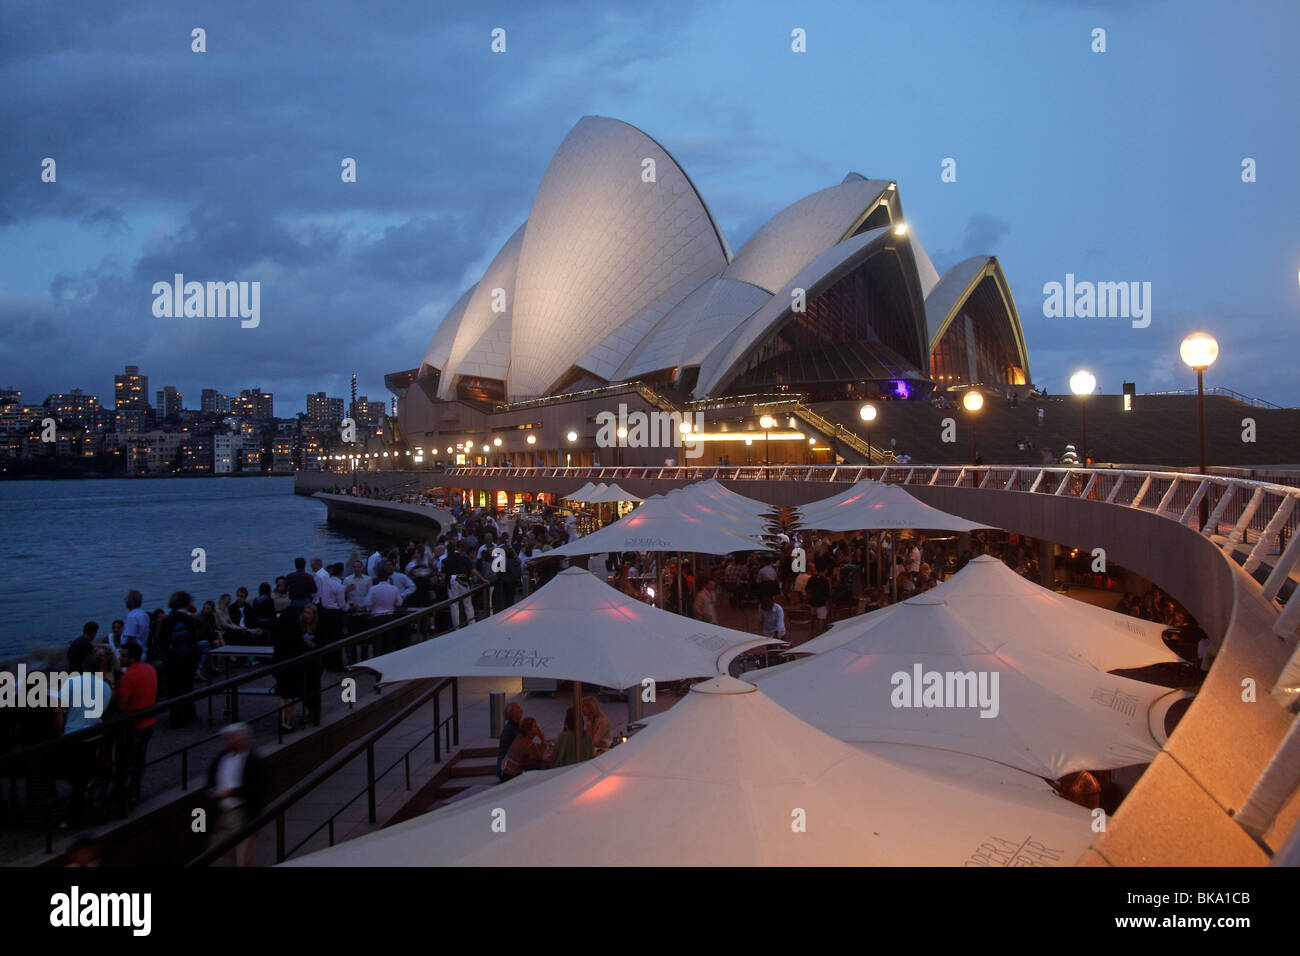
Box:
(233, 387, 274, 419)
(306, 391, 345, 425)
(350, 396, 387, 428)
(156, 386, 183, 419)
(43, 389, 102, 428)
(201, 389, 232, 414)
(114, 365, 150, 411)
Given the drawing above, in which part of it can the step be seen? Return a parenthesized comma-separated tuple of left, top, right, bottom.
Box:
(448, 761, 500, 778)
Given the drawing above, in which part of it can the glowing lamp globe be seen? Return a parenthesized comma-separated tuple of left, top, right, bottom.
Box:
(859, 404, 877, 422)
(759, 415, 776, 430)
(1069, 370, 1096, 396)
(566, 431, 578, 442)
(962, 391, 984, 412)
(1180, 332, 1219, 370)
(526, 434, 536, 445)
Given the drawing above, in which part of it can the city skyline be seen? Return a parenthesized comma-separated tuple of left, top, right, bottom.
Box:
(2, 0, 1297, 408)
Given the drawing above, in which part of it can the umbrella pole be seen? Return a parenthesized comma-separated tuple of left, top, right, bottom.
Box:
(656, 551, 665, 609)
(572, 678, 585, 763)
(677, 551, 684, 616)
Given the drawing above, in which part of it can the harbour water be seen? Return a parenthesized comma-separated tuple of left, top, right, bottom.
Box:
(0, 477, 375, 662)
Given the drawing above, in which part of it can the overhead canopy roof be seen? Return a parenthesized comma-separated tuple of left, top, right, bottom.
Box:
(286, 676, 1093, 867)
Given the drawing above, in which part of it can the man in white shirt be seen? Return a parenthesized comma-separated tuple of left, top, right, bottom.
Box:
(312, 557, 330, 604)
(318, 562, 348, 669)
(389, 566, 417, 604)
(758, 596, 785, 640)
(448, 573, 476, 628)
(123, 590, 150, 649)
(906, 542, 922, 574)
(365, 566, 404, 654)
(55, 651, 112, 827)
(366, 549, 385, 578)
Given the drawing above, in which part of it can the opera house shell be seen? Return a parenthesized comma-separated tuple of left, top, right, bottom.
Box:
(416, 116, 1030, 405)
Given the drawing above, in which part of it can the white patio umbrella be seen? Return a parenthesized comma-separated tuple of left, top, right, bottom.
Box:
(799, 555, 1180, 672)
(355, 567, 773, 690)
(587, 482, 643, 503)
(750, 594, 1173, 779)
(794, 478, 995, 533)
(664, 481, 779, 540)
(285, 675, 1093, 867)
(531, 494, 767, 560)
(564, 481, 597, 501)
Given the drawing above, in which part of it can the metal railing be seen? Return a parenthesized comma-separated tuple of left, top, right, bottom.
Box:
(1142, 386, 1287, 410)
(0, 583, 490, 854)
(442, 464, 1300, 640)
(186, 674, 461, 866)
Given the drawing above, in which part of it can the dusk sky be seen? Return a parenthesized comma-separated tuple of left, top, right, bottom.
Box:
(3, 0, 1297, 414)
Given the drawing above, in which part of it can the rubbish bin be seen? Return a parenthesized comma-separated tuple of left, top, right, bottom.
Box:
(489, 690, 505, 739)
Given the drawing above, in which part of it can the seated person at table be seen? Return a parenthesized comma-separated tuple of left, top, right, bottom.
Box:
(500, 718, 547, 780)
(551, 707, 594, 767)
(582, 697, 613, 752)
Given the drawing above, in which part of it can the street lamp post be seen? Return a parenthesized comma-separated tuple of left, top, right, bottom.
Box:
(616, 426, 627, 467)
(859, 403, 877, 463)
(963, 391, 984, 465)
(1068, 370, 1096, 465)
(566, 430, 577, 468)
(1180, 332, 1220, 530)
(759, 415, 775, 469)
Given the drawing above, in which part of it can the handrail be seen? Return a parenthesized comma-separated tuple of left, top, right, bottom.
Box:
(1141, 386, 1287, 410)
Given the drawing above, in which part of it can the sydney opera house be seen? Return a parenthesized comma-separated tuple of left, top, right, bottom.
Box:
(392, 117, 1031, 459)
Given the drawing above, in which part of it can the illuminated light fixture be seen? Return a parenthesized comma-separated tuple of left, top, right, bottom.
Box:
(859, 404, 877, 422)
(566, 431, 578, 442)
(616, 426, 627, 439)
(744, 438, 753, 446)
(526, 435, 536, 445)
(808, 437, 816, 445)
(759, 415, 775, 429)
(446, 447, 452, 454)
(962, 391, 983, 412)
(893, 223, 908, 236)
(1069, 370, 1096, 396)
(887, 182, 896, 191)
(493, 437, 502, 447)
(1179, 331, 1219, 371)
(680, 421, 692, 435)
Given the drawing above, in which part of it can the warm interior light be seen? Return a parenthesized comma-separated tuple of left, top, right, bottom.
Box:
(893, 223, 908, 236)
(493, 437, 502, 447)
(963, 391, 984, 412)
(859, 404, 877, 422)
(808, 437, 816, 445)
(616, 426, 627, 439)
(1069, 370, 1096, 396)
(526, 434, 536, 445)
(744, 438, 753, 445)
(679, 421, 692, 434)
(1180, 331, 1219, 370)
(759, 415, 775, 429)
(566, 431, 578, 442)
